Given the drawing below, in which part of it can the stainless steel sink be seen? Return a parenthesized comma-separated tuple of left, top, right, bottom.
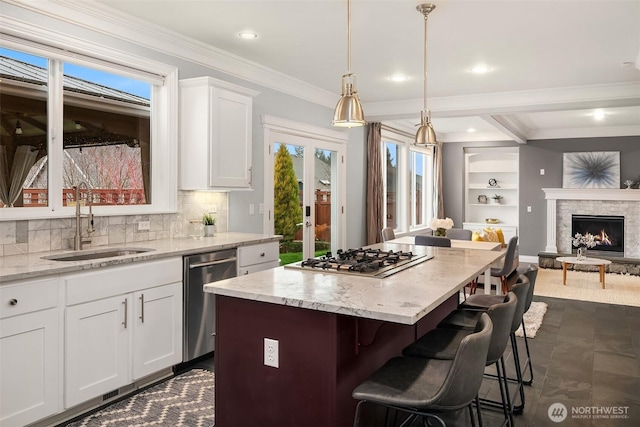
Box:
(42, 247, 154, 261)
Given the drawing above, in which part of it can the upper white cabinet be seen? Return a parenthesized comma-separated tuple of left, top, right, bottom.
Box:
(179, 77, 259, 190)
(463, 147, 519, 236)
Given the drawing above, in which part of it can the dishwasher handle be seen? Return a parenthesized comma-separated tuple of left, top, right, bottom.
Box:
(189, 257, 237, 269)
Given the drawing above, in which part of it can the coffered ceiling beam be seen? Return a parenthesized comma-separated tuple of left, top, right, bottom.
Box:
(481, 115, 528, 144)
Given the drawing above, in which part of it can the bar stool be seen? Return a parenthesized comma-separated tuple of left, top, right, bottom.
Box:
(415, 235, 451, 247)
(461, 275, 530, 414)
(352, 314, 493, 427)
(403, 292, 518, 427)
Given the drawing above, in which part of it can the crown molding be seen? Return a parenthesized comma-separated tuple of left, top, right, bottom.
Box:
(2, 0, 337, 108)
(528, 125, 640, 141)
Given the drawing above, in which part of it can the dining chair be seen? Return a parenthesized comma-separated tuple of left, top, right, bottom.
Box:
(415, 235, 451, 247)
(381, 227, 396, 242)
(446, 228, 472, 241)
(491, 236, 519, 294)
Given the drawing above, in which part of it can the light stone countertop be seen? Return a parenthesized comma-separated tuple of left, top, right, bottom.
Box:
(204, 242, 505, 325)
(0, 232, 281, 283)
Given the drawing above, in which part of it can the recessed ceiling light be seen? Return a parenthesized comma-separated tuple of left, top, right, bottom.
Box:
(593, 110, 605, 121)
(387, 74, 409, 82)
(467, 128, 476, 133)
(469, 64, 492, 74)
(238, 31, 258, 40)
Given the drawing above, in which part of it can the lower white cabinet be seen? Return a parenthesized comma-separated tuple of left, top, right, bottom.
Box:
(237, 241, 280, 275)
(0, 278, 61, 427)
(64, 258, 182, 408)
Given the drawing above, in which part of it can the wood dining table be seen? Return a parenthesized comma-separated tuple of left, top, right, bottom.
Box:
(386, 235, 504, 295)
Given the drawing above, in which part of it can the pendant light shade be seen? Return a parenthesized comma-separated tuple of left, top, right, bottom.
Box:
(415, 3, 437, 145)
(332, 0, 365, 128)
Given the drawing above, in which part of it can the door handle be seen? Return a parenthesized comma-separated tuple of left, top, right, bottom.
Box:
(139, 294, 144, 323)
(122, 298, 128, 329)
(305, 221, 312, 228)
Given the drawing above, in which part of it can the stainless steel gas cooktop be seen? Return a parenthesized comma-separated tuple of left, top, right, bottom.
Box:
(284, 248, 433, 279)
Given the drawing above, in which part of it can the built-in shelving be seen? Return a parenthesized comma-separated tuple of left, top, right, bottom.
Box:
(463, 147, 519, 239)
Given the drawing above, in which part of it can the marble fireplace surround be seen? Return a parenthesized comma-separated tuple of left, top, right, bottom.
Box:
(543, 188, 640, 259)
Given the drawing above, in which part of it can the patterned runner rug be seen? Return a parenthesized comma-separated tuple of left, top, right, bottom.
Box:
(66, 369, 214, 427)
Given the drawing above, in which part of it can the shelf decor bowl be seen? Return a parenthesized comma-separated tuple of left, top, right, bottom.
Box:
(485, 218, 500, 224)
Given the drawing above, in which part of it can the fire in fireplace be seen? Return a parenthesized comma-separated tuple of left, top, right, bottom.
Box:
(571, 214, 624, 256)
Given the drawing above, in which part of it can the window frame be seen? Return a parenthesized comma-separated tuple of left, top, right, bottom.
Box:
(380, 129, 433, 235)
(0, 32, 178, 221)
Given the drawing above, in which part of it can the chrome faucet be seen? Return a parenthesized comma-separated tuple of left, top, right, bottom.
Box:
(73, 182, 95, 250)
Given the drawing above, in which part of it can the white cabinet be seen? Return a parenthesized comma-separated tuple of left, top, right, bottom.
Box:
(180, 76, 259, 190)
(0, 277, 61, 427)
(64, 258, 182, 408)
(464, 147, 519, 236)
(238, 241, 280, 276)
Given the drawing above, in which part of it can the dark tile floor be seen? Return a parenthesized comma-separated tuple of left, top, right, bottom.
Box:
(441, 296, 640, 426)
(190, 296, 640, 426)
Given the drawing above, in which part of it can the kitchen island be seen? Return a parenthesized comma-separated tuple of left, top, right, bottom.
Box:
(204, 243, 505, 427)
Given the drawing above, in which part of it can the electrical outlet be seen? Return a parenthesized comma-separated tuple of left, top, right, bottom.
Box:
(249, 203, 255, 215)
(264, 338, 279, 368)
(527, 206, 532, 213)
(540, 168, 545, 175)
(138, 220, 150, 231)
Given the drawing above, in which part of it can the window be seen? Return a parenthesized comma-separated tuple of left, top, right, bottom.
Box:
(0, 39, 177, 220)
(381, 129, 433, 234)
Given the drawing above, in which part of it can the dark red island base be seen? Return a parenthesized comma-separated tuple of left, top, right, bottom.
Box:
(214, 293, 458, 427)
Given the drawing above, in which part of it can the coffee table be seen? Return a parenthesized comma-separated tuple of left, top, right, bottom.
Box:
(556, 256, 612, 289)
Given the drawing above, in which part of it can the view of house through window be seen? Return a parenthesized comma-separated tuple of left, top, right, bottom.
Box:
(0, 47, 151, 207)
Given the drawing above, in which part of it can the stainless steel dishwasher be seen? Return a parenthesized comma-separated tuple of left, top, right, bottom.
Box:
(183, 249, 237, 362)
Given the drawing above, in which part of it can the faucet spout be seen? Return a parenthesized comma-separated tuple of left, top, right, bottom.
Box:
(73, 182, 94, 250)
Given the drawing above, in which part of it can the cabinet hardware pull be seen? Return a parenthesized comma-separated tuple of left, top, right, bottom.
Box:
(122, 299, 128, 329)
(260, 252, 265, 257)
(139, 294, 144, 323)
(9, 298, 18, 306)
(248, 166, 252, 185)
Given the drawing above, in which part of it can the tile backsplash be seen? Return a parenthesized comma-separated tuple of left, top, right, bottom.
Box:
(0, 191, 228, 256)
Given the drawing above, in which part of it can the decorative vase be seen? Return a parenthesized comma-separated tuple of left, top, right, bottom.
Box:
(204, 225, 215, 237)
(435, 227, 447, 237)
(577, 246, 587, 261)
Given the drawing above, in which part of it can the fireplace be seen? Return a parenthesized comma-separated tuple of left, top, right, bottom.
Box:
(571, 214, 624, 256)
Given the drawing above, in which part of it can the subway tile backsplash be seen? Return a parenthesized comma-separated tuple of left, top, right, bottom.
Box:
(0, 191, 228, 255)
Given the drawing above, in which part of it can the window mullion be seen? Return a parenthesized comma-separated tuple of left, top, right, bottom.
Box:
(48, 58, 64, 213)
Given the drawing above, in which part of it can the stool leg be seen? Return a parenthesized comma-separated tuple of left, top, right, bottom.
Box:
(353, 400, 364, 427)
(520, 319, 534, 386)
(510, 334, 526, 414)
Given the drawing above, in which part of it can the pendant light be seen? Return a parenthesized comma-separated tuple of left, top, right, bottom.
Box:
(332, 0, 365, 128)
(415, 3, 437, 145)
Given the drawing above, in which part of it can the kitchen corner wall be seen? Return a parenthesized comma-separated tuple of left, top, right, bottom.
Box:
(0, 191, 228, 257)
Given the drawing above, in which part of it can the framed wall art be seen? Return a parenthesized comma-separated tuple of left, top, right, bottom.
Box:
(562, 151, 620, 188)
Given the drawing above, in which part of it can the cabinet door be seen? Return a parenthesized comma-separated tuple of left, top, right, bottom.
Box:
(65, 295, 130, 408)
(0, 309, 59, 427)
(132, 283, 183, 379)
(209, 88, 253, 188)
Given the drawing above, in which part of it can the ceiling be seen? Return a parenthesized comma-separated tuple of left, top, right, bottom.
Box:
(94, 0, 640, 143)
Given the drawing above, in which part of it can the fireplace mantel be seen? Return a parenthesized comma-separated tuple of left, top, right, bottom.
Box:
(542, 188, 640, 253)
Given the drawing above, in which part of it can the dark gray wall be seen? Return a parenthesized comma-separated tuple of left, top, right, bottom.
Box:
(442, 136, 640, 257)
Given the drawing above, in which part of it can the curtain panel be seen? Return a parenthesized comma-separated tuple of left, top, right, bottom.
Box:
(366, 122, 383, 244)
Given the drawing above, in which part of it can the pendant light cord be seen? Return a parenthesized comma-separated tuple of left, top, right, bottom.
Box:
(423, 11, 428, 111)
(347, 0, 352, 74)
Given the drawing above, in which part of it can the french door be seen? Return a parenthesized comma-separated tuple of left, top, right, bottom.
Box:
(263, 116, 347, 262)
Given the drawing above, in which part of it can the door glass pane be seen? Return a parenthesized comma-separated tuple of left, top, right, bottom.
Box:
(314, 148, 335, 256)
(0, 48, 48, 207)
(274, 143, 303, 265)
(385, 142, 398, 229)
(62, 62, 151, 205)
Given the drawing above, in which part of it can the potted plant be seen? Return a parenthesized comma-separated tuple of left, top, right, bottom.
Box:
(203, 213, 216, 237)
(491, 194, 503, 204)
